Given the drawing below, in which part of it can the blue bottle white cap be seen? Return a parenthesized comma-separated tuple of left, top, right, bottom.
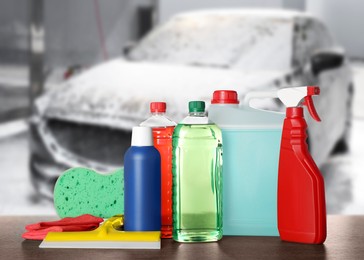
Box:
(131, 126, 153, 146)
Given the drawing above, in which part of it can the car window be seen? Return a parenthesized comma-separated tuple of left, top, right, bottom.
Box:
(129, 14, 293, 71)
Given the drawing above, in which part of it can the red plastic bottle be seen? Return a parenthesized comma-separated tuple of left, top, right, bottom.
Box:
(277, 86, 327, 244)
(140, 102, 176, 238)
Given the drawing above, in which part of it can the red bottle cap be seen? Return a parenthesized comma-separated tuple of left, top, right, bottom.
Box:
(211, 90, 239, 104)
(150, 102, 166, 113)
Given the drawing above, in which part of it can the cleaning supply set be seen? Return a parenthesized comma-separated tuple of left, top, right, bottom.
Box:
(23, 86, 326, 249)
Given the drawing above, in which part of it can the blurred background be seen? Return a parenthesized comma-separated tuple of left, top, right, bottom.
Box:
(0, 0, 363, 216)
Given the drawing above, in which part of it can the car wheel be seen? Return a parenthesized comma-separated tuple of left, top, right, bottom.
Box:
(331, 83, 354, 154)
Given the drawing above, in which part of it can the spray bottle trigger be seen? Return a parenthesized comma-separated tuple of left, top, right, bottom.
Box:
(303, 96, 321, 122)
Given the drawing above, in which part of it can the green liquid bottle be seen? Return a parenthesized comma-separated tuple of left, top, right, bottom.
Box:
(172, 101, 223, 242)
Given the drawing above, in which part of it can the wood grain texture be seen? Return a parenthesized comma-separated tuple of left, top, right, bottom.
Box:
(1, 215, 364, 259)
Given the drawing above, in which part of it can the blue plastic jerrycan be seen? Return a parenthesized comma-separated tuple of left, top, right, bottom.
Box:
(208, 90, 284, 236)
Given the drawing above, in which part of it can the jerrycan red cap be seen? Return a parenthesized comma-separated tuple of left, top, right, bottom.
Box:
(211, 90, 239, 104)
(150, 102, 166, 113)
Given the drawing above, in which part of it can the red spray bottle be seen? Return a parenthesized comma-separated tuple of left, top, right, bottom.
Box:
(277, 86, 326, 244)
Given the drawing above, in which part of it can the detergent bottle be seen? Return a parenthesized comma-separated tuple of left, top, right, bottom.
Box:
(172, 101, 223, 242)
(276, 86, 326, 244)
(124, 126, 161, 231)
(209, 90, 284, 236)
(140, 102, 176, 238)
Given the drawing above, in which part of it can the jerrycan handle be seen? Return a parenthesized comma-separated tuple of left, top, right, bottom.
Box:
(243, 90, 278, 106)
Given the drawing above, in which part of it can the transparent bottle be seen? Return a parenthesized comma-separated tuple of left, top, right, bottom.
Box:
(140, 102, 176, 238)
(172, 101, 223, 242)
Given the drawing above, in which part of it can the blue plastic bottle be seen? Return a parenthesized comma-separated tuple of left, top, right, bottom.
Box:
(124, 126, 161, 231)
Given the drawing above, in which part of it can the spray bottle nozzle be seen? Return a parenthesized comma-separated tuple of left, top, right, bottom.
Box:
(303, 86, 321, 122)
(307, 86, 320, 96)
(278, 86, 321, 122)
(243, 86, 321, 122)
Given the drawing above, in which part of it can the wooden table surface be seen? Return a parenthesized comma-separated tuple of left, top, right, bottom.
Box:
(1, 215, 364, 259)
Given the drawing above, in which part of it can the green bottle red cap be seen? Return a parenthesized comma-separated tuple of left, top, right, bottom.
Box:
(211, 90, 239, 104)
(189, 101, 205, 113)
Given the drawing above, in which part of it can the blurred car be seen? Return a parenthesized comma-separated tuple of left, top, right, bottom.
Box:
(30, 9, 353, 198)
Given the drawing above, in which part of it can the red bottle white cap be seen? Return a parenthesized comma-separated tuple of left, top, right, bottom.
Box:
(211, 90, 239, 104)
(131, 126, 153, 146)
(150, 102, 166, 113)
